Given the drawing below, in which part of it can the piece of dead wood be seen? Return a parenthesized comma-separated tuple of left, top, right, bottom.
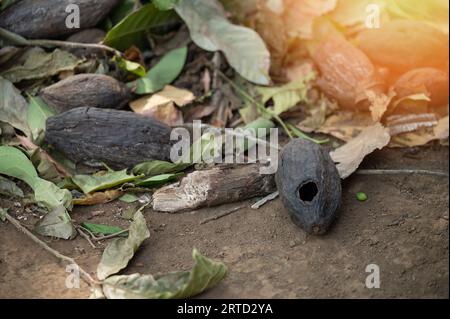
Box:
(45, 107, 173, 169)
(200, 204, 246, 225)
(153, 164, 276, 213)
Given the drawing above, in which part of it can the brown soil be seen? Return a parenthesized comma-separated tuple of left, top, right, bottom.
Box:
(0, 146, 448, 299)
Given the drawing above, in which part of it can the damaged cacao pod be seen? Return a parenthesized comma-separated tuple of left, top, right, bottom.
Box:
(312, 37, 385, 109)
(40, 74, 132, 113)
(358, 20, 449, 75)
(275, 139, 341, 235)
(0, 0, 119, 39)
(393, 68, 449, 109)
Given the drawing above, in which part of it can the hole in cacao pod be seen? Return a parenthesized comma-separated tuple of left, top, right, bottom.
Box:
(298, 181, 319, 202)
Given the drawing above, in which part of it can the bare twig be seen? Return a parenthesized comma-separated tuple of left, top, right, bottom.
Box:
(78, 225, 130, 242)
(0, 27, 122, 56)
(76, 226, 97, 249)
(251, 191, 279, 209)
(200, 205, 246, 225)
(4, 213, 100, 286)
(356, 169, 448, 177)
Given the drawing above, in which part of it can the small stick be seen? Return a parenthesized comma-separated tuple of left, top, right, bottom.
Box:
(251, 191, 279, 210)
(76, 226, 97, 249)
(5, 212, 100, 286)
(356, 169, 448, 177)
(200, 205, 246, 225)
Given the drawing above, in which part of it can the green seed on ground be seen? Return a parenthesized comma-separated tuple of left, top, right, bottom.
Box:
(356, 192, 368, 202)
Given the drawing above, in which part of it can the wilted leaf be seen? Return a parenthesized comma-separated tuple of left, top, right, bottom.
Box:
(102, 249, 227, 299)
(153, 0, 180, 10)
(119, 193, 139, 203)
(256, 77, 313, 115)
(0, 207, 7, 222)
(27, 96, 55, 143)
(133, 47, 188, 95)
(365, 89, 396, 122)
(136, 173, 183, 188)
(318, 111, 375, 142)
(35, 205, 76, 240)
(175, 0, 271, 85)
(81, 222, 125, 236)
(0, 175, 23, 198)
(97, 209, 150, 280)
(133, 160, 190, 177)
(104, 3, 177, 51)
(73, 190, 123, 206)
(72, 170, 141, 194)
(0, 146, 72, 210)
(0, 76, 30, 136)
(330, 123, 391, 179)
(114, 56, 146, 77)
(0, 48, 82, 83)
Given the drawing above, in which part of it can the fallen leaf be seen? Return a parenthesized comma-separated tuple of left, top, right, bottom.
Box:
(102, 249, 227, 299)
(119, 193, 140, 203)
(72, 170, 141, 195)
(27, 95, 55, 143)
(366, 89, 396, 122)
(0, 146, 72, 210)
(0, 175, 23, 198)
(0, 207, 7, 222)
(35, 205, 76, 240)
(81, 222, 126, 236)
(386, 113, 438, 136)
(114, 56, 146, 78)
(0, 76, 30, 136)
(298, 97, 338, 133)
(330, 123, 391, 178)
(0, 48, 83, 83)
(73, 190, 123, 206)
(175, 0, 271, 85)
(133, 47, 188, 95)
(136, 173, 183, 188)
(318, 111, 375, 142)
(97, 209, 150, 280)
(133, 160, 190, 177)
(389, 116, 449, 147)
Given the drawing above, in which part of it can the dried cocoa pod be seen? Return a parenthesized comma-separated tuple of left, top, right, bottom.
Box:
(358, 20, 449, 75)
(0, 0, 119, 39)
(45, 107, 173, 169)
(275, 139, 342, 235)
(66, 29, 106, 57)
(394, 68, 449, 108)
(40, 74, 132, 113)
(312, 37, 385, 109)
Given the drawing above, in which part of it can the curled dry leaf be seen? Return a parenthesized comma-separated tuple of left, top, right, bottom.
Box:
(365, 89, 396, 122)
(73, 190, 123, 206)
(330, 123, 391, 179)
(317, 111, 375, 142)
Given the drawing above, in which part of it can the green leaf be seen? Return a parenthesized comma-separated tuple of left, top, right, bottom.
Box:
(132, 47, 187, 95)
(27, 95, 55, 142)
(174, 0, 271, 85)
(35, 205, 76, 240)
(104, 3, 177, 51)
(0, 175, 24, 198)
(153, 0, 180, 10)
(0, 207, 7, 222)
(81, 222, 125, 236)
(102, 249, 228, 299)
(114, 56, 146, 77)
(0, 146, 72, 210)
(0, 48, 82, 83)
(0, 76, 31, 137)
(97, 209, 150, 280)
(135, 173, 182, 188)
(287, 124, 330, 145)
(119, 193, 139, 203)
(72, 170, 142, 194)
(108, 0, 135, 26)
(133, 160, 190, 177)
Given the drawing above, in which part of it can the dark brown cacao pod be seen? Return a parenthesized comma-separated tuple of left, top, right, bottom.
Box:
(0, 0, 119, 39)
(40, 74, 132, 113)
(275, 139, 342, 235)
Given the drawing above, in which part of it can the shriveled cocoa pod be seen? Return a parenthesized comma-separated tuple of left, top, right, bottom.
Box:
(40, 74, 132, 113)
(312, 37, 385, 109)
(66, 29, 106, 57)
(0, 0, 119, 39)
(394, 68, 449, 108)
(45, 107, 173, 169)
(358, 20, 449, 75)
(275, 139, 341, 235)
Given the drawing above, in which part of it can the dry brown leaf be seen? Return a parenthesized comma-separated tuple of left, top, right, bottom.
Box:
(365, 89, 396, 122)
(317, 111, 375, 141)
(330, 123, 391, 179)
(73, 190, 123, 206)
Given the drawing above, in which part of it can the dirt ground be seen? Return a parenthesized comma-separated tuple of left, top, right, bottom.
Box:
(0, 146, 448, 299)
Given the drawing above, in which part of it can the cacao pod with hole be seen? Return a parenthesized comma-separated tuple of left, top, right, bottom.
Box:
(0, 0, 119, 39)
(312, 37, 385, 109)
(275, 139, 342, 235)
(40, 74, 132, 113)
(357, 20, 449, 75)
(393, 68, 449, 108)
